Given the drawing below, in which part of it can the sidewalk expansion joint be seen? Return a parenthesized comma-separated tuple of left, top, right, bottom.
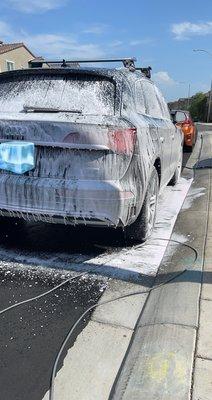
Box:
(139, 321, 198, 330)
(200, 297, 212, 302)
(91, 317, 134, 332)
(196, 355, 212, 362)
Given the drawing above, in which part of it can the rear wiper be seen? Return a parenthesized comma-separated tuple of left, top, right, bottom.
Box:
(23, 105, 82, 114)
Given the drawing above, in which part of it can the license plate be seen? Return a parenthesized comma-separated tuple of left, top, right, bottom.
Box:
(0, 141, 35, 174)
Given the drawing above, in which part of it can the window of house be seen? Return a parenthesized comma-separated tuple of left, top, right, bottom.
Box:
(6, 61, 15, 71)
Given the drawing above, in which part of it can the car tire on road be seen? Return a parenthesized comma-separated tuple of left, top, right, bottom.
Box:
(125, 167, 159, 243)
(169, 149, 183, 186)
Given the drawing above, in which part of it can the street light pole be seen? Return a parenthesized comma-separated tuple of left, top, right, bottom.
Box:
(193, 49, 212, 122)
(207, 79, 212, 123)
(187, 83, 191, 109)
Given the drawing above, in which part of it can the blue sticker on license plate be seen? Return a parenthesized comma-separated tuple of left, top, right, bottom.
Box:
(0, 141, 35, 174)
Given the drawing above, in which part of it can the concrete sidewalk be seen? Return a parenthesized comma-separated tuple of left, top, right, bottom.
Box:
(111, 125, 212, 400)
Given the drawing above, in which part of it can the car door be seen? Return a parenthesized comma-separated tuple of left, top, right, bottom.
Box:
(140, 79, 173, 186)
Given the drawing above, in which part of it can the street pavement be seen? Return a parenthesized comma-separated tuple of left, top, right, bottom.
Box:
(0, 225, 107, 400)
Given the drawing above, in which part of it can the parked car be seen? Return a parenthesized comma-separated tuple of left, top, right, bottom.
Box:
(170, 109, 197, 152)
(0, 58, 183, 243)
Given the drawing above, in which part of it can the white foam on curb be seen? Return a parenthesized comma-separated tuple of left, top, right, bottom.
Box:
(0, 177, 193, 282)
(86, 177, 193, 278)
(182, 187, 206, 210)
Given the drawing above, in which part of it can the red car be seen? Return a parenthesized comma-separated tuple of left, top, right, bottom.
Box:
(171, 110, 197, 151)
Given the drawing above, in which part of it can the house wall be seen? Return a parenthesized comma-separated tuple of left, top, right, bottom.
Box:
(0, 46, 34, 72)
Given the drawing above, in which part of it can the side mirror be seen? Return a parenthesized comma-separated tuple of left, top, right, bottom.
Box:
(173, 111, 186, 124)
(171, 113, 177, 124)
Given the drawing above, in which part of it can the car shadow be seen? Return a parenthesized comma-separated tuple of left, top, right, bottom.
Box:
(194, 158, 212, 169)
(0, 217, 209, 287)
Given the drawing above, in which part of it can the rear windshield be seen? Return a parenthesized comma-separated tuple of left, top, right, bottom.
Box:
(0, 74, 115, 116)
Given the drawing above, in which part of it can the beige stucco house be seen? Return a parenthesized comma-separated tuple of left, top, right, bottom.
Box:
(0, 41, 35, 73)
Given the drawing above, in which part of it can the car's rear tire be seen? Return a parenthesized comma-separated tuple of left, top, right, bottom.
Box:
(125, 167, 159, 243)
(169, 149, 183, 186)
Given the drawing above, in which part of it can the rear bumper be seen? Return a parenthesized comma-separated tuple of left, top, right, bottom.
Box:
(0, 176, 136, 227)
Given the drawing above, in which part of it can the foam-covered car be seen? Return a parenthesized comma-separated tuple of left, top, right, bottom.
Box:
(0, 59, 183, 242)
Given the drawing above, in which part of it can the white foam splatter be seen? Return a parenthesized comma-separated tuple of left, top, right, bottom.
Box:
(182, 187, 206, 210)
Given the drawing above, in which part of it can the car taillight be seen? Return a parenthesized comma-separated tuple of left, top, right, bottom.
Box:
(182, 122, 191, 132)
(108, 128, 137, 155)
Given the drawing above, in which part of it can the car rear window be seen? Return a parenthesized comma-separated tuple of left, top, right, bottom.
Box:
(0, 73, 115, 116)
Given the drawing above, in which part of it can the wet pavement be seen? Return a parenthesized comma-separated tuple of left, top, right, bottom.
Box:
(0, 222, 109, 400)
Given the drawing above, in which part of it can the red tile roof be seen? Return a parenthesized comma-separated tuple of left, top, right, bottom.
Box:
(0, 42, 35, 57)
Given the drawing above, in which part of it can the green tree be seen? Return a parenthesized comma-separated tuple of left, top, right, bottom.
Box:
(189, 92, 207, 121)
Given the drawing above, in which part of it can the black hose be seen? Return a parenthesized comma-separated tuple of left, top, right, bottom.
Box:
(0, 273, 86, 317)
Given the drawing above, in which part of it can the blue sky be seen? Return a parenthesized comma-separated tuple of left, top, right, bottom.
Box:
(0, 0, 212, 101)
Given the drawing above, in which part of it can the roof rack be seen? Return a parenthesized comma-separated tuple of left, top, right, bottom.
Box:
(28, 57, 152, 78)
(29, 57, 137, 70)
(135, 66, 152, 79)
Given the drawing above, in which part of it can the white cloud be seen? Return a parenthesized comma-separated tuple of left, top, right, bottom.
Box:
(82, 24, 108, 35)
(23, 33, 104, 59)
(152, 71, 175, 86)
(0, 19, 104, 59)
(109, 40, 123, 48)
(171, 21, 212, 40)
(0, 21, 12, 39)
(7, 0, 65, 14)
(129, 38, 154, 46)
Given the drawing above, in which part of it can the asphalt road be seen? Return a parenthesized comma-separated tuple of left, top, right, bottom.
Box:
(0, 222, 108, 400)
(0, 151, 191, 400)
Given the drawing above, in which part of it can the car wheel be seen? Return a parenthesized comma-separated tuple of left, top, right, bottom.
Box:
(169, 148, 183, 186)
(125, 167, 159, 243)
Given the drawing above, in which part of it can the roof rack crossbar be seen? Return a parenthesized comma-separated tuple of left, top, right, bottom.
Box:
(29, 57, 137, 69)
(135, 66, 152, 79)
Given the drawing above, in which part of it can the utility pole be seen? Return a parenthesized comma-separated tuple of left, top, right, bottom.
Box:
(207, 79, 212, 123)
(187, 83, 191, 109)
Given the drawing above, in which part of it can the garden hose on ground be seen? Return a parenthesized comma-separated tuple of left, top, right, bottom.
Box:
(0, 273, 86, 317)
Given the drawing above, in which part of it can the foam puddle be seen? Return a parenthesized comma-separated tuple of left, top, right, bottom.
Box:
(0, 177, 193, 282)
(84, 177, 193, 279)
